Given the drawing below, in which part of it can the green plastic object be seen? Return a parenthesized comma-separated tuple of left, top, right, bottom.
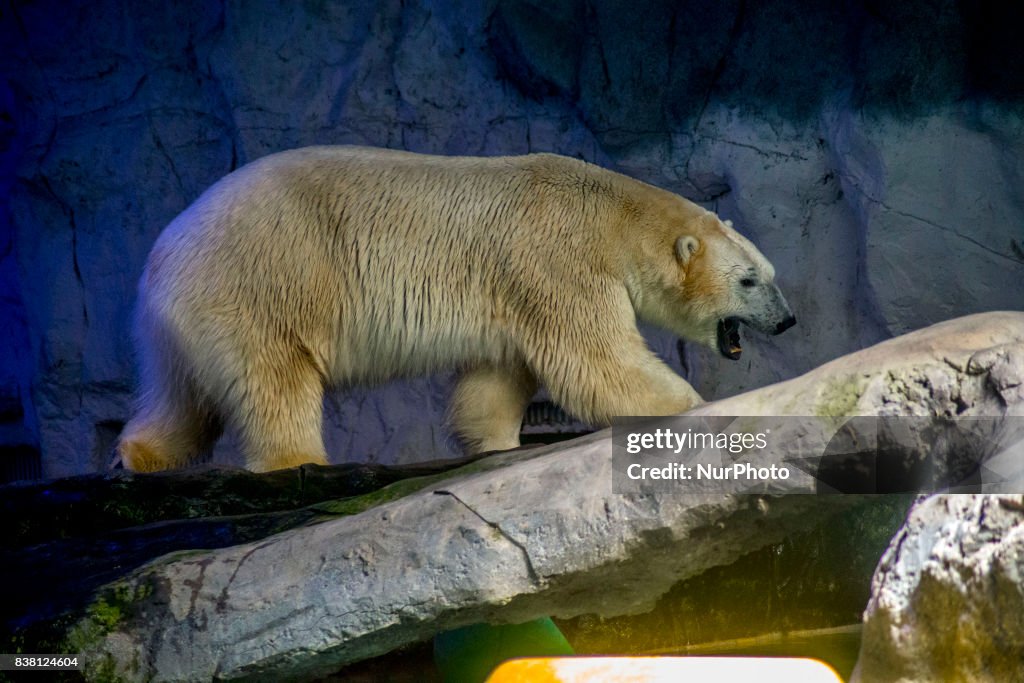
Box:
(434, 617, 575, 683)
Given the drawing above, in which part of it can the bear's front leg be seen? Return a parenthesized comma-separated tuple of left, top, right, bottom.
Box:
(519, 299, 704, 426)
(449, 362, 539, 454)
(546, 351, 704, 427)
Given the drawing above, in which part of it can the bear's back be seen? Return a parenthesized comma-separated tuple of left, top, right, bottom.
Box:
(139, 147, 638, 381)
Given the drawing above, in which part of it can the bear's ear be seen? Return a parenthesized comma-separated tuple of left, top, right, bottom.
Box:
(724, 219, 734, 228)
(675, 235, 700, 267)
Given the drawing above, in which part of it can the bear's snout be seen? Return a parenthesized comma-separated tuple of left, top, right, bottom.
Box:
(773, 314, 797, 335)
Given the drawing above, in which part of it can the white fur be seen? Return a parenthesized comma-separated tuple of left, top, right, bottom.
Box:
(119, 146, 784, 472)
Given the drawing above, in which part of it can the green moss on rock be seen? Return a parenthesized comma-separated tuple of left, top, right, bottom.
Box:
(816, 375, 869, 417)
(311, 453, 521, 518)
(64, 580, 157, 682)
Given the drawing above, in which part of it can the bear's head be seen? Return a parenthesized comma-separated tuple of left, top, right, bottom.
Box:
(629, 207, 795, 361)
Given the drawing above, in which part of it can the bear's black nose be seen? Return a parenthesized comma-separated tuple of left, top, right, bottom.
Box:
(774, 315, 796, 335)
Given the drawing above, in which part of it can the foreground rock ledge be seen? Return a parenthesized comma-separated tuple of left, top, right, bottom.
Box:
(79, 312, 1024, 682)
(852, 493, 1024, 683)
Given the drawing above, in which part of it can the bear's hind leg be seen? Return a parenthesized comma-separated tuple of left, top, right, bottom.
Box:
(224, 346, 329, 473)
(449, 363, 538, 454)
(118, 387, 221, 472)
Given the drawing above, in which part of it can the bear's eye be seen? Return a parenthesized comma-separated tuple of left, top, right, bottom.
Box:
(740, 277, 756, 288)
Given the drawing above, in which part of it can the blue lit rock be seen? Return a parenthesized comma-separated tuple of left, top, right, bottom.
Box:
(2, 1, 1023, 476)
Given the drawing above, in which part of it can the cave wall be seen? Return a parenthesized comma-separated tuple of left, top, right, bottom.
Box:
(2, 0, 1022, 477)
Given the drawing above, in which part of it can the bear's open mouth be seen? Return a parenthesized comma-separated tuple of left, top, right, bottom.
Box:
(717, 317, 742, 360)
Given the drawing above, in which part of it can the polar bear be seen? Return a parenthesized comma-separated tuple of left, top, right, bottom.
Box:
(118, 146, 795, 472)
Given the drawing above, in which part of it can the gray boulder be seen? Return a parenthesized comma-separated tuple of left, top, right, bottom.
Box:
(73, 312, 1024, 681)
(852, 494, 1024, 682)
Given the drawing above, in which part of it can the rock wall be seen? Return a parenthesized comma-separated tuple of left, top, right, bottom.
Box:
(2, 0, 1023, 476)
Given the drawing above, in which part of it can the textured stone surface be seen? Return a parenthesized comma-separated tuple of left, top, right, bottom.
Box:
(852, 494, 1024, 683)
(691, 311, 1024, 420)
(2, 1, 1023, 476)
(0, 455, 499, 641)
(74, 313, 1024, 681)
